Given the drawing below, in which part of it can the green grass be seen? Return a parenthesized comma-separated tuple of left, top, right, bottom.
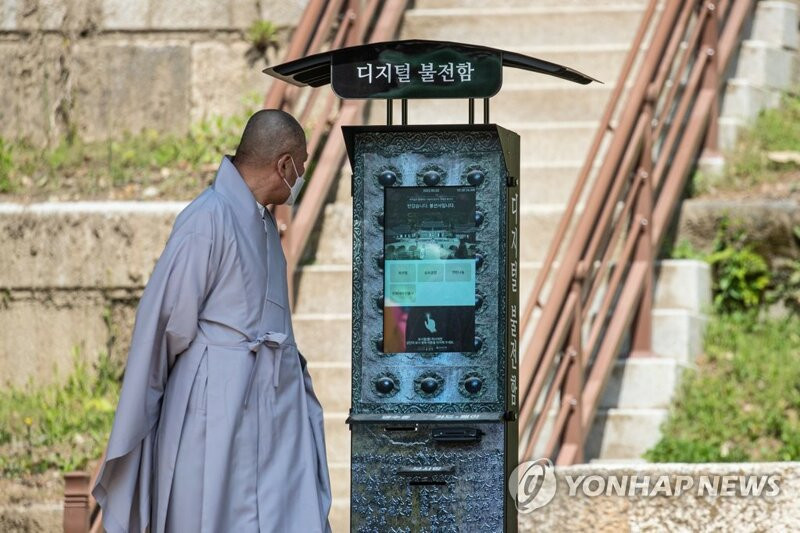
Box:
(693, 90, 800, 195)
(0, 351, 121, 477)
(0, 97, 260, 200)
(646, 312, 800, 463)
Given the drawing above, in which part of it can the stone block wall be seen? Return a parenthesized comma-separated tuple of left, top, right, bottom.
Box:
(0, 202, 186, 385)
(0, 0, 308, 145)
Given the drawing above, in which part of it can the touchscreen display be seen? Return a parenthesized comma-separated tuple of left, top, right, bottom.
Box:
(383, 187, 477, 353)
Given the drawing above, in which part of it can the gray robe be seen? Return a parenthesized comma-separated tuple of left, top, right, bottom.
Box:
(93, 156, 332, 532)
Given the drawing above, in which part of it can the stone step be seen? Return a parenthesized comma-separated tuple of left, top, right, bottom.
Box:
(370, 85, 614, 124)
(329, 462, 351, 503)
(294, 265, 353, 314)
(323, 411, 351, 465)
(654, 260, 711, 314)
(329, 497, 350, 532)
(302, 202, 353, 265)
(720, 78, 781, 124)
(306, 362, 351, 413)
(503, 44, 634, 86)
(600, 358, 686, 409)
(651, 309, 706, 364)
(751, 0, 799, 50)
(521, 162, 584, 205)
(585, 407, 668, 460)
(0, 202, 183, 289)
(518, 122, 598, 164)
(293, 312, 352, 362)
(718, 115, 746, 152)
(401, 6, 645, 48)
(736, 40, 795, 91)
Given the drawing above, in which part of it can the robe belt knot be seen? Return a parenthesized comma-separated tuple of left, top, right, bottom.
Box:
(243, 331, 288, 408)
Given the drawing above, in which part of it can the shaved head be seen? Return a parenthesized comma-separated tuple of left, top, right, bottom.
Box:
(234, 109, 305, 166)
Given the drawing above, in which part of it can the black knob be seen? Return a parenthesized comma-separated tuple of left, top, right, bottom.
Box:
(466, 169, 485, 186)
(375, 338, 384, 352)
(375, 294, 384, 312)
(465, 377, 483, 394)
(475, 253, 484, 271)
(475, 294, 484, 310)
(473, 336, 483, 351)
(420, 377, 439, 394)
(375, 377, 395, 394)
(474, 210, 484, 227)
(422, 170, 441, 186)
(377, 212, 384, 227)
(376, 254, 384, 270)
(378, 170, 397, 186)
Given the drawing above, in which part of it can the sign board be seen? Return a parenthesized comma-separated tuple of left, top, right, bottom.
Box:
(331, 41, 502, 99)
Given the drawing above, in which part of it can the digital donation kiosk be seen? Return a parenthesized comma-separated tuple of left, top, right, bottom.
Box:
(264, 40, 597, 532)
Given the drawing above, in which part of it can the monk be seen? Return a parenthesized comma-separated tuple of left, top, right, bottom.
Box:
(93, 110, 332, 532)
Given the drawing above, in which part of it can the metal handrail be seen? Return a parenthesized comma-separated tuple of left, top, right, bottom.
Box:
(62, 2, 409, 531)
(518, 0, 755, 464)
(265, 0, 408, 307)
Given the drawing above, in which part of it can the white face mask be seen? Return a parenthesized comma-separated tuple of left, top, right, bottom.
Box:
(282, 156, 305, 206)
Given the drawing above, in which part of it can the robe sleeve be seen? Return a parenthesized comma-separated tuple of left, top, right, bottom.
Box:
(298, 351, 333, 533)
(92, 227, 216, 533)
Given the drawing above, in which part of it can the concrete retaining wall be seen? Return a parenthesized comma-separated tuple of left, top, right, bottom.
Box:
(677, 199, 800, 262)
(519, 462, 800, 532)
(0, 202, 185, 384)
(0, 0, 308, 145)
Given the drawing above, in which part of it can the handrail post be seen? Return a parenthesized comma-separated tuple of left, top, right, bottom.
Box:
(63, 472, 90, 533)
(558, 270, 584, 464)
(701, 0, 720, 157)
(263, 0, 328, 109)
(348, 0, 362, 46)
(630, 84, 656, 358)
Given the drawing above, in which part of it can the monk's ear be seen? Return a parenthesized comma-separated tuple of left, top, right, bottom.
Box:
(276, 153, 291, 175)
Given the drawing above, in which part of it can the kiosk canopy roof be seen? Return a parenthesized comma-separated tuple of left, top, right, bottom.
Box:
(263, 39, 600, 100)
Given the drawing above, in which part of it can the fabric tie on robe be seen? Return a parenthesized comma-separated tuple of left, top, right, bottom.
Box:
(244, 331, 288, 407)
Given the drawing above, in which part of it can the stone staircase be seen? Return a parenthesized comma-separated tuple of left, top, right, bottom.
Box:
(289, 1, 705, 529)
(718, 0, 799, 151)
(587, 259, 710, 462)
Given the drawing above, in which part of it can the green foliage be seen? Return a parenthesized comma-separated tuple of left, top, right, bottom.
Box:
(246, 20, 280, 52)
(0, 97, 260, 199)
(692, 90, 800, 195)
(0, 350, 121, 477)
(670, 220, 771, 313)
(0, 138, 13, 193)
(669, 239, 704, 260)
(707, 245, 770, 312)
(646, 312, 800, 463)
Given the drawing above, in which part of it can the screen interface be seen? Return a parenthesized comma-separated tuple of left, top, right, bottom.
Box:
(383, 186, 477, 353)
